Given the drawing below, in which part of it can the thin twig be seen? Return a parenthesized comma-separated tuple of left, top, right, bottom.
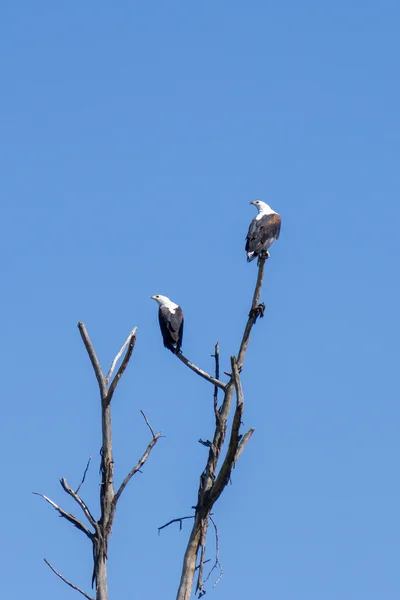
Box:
(60, 478, 98, 530)
(114, 432, 162, 505)
(204, 516, 223, 589)
(176, 352, 226, 390)
(235, 428, 255, 463)
(196, 541, 207, 596)
(105, 327, 138, 386)
(44, 559, 94, 600)
(195, 559, 211, 571)
(75, 456, 92, 494)
(107, 329, 137, 404)
(33, 493, 93, 540)
(77, 322, 107, 399)
(158, 515, 195, 534)
(211, 342, 220, 416)
(140, 409, 155, 438)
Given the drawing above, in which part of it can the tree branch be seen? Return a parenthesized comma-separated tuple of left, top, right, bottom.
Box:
(140, 409, 156, 437)
(237, 255, 266, 369)
(113, 412, 162, 506)
(195, 519, 209, 597)
(75, 456, 92, 494)
(158, 515, 195, 534)
(60, 478, 98, 531)
(106, 328, 137, 404)
(203, 516, 223, 589)
(211, 343, 220, 415)
(209, 357, 244, 504)
(235, 428, 255, 463)
(176, 352, 226, 390)
(33, 492, 94, 540)
(44, 559, 94, 600)
(105, 328, 137, 386)
(77, 322, 107, 399)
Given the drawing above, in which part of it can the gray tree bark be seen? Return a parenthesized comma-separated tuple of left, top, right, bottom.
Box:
(35, 325, 161, 600)
(173, 256, 266, 600)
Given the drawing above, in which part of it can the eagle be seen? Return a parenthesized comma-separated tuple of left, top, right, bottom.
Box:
(245, 200, 281, 262)
(151, 295, 184, 354)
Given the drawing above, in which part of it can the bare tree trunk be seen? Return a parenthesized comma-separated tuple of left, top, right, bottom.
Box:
(95, 555, 108, 600)
(176, 514, 203, 600)
(95, 400, 114, 600)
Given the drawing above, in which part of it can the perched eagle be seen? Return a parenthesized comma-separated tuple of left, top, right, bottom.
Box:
(151, 295, 184, 354)
(245, 200, 281, 262)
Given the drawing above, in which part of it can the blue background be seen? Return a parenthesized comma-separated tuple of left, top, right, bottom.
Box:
(1, 2, 399, 599)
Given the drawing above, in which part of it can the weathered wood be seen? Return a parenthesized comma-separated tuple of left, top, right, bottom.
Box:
(174, 258, 265, 599)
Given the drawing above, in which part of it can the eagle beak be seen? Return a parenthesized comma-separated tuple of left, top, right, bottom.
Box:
(151, 295, 157, 300)
(250, 201, 256, 205)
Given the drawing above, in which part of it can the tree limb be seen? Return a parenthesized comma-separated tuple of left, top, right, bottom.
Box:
(33, 492, 94, 541)
(176, 352, 226, 390)
(237, 255, 266, 368)
(209, 357, 244, 504)
(60, 478, 98, 531)
(113, 412, 161, 507)
(106, 328, 137, 404)
(140, 409, 156, 437)
(114, 431, 162, 506)
(158, 515, 195, 534)
(105, 328, 137, 386)
(235, 428, 255, 463)
(203, 516, 223, 589)
(44, 558, 94, 600)
(75, 456, 92, 494)
(77, 322, 107, 400)
(211, 343, 220, 417)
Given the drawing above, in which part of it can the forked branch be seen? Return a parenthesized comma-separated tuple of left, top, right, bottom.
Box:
(38, 322, 143, 600)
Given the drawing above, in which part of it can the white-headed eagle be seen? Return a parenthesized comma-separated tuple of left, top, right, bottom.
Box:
(245, 200, 281, 262)
(151, 295, 184, 354)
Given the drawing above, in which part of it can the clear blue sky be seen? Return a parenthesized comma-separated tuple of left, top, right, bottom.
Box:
(1, 2, 399, 599)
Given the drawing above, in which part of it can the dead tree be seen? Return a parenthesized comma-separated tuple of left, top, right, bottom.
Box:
(35, 252, 270, 599)
(34, 324, 162, 600)
(159, 255, 268, 600)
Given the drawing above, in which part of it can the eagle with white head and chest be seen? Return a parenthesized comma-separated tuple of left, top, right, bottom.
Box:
(151, 295, 184, 354)
(245, 200, 281, 262)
